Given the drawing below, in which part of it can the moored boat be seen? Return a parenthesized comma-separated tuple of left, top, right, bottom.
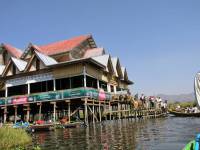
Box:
(62, 122, 86, 128)
(29, 123, 54, 132)
(168, 109, 200, 117)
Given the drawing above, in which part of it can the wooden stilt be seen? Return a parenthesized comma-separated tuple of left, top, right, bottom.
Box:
(84, 98, 88, 125)
(99, 101, 101, 122)
(87, 105, 98, 121)
(118, 102, 121, 119)
(68, 101, 70, 123)
(14, 106, 17, 123)
(3, 107, 7, 123)
(109, 102, 111, 120)
(37, 103, 42, 120)
(53, 102, 56, 122)
(92, 99, 95, 123)
(26, 105, 30, 122)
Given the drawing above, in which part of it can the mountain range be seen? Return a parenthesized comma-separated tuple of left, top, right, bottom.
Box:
(157, 93, 195, 102)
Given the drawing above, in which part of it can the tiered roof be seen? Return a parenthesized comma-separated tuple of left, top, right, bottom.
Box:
(0, 35, 132, 84)
(1, 43, 22, 58)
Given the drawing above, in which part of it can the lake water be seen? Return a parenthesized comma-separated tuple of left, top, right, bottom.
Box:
(32, 116, 200, 150)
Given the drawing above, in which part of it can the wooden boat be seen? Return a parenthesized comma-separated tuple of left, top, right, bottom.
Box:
(29, 123, 54, 132)
(62, 122, 86, 128)
(168, 109, 200, 117)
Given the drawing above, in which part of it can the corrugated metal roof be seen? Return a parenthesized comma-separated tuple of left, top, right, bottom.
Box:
(111, 57, 119, 77)
(121, 67, 125, 79)
(35, 50, 58, 66)
(92, 54, 110, 71)
(11, 57, 27, 71)
(0, 65, 5, 75)
(2, 44, 23, 58)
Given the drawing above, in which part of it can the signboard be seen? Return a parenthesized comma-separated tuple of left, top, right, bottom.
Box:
(0, 99, 5, 105)
(63, 88, 86, 98)
(2, 88, 112, 105)
(29, 92, 62, 102)
(12, 96, 28, 104)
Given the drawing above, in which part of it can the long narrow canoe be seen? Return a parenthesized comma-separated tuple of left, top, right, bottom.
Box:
(168, 110, 200, 117)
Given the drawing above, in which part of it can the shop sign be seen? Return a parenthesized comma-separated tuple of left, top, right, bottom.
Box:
(12, 96, 28, 104)
(31, 92, 62, 102)
(63, 88, 86, 98)
(0, 99, 5, 105)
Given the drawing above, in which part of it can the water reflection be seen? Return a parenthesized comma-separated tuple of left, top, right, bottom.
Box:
(32, 117, 200, 150)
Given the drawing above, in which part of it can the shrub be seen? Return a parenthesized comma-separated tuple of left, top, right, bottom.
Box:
(0, 127, 32, 149)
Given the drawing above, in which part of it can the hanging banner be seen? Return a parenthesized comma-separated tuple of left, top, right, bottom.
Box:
(29, 92, 62, 102)
(99, 89, 106, 101)
(0, 99, 5, 105)
(63, 88, 86, 98)
(12, 96, 28, 104)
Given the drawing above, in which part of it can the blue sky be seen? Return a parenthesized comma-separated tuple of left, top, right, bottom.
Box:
(0, 0, 200, 95)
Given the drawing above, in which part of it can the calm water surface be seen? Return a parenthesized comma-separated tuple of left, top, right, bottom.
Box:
(32, 117, 200, 150)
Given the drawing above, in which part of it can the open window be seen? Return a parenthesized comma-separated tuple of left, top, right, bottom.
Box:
(86, 76, 97, 89)
(71, 75, 84, 88)
(30, 80, 53, 94)
(99, 80, 107, 92)
(56, 78, 70, 90)
(8, 84, 28, 97)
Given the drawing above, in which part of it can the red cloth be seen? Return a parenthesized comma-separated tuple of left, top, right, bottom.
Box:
(36, 120, 44, 125)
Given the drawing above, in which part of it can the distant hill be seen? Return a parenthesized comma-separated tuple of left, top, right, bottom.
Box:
(157, 93, 195, 102)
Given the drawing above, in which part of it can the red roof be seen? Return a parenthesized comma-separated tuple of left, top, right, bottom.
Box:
(37, 35, 92, 55)
(83, 48, 105, 58)
(3, 44, 23, 58)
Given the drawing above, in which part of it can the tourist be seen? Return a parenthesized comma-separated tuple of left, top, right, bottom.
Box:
(140, 94, 145, 106)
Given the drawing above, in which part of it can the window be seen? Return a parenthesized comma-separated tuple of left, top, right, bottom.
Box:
(71, 75, 84, 88)
(30, 80, 53, 93)
(99, 80, 107, 92)
(0, 90, 5, 98)
(56, 78, 70, 90)
(86, 76, 97, 89)
(116, 86, 121, 91)
(8, 84, 28, 97)
(110, 85, 114, 92)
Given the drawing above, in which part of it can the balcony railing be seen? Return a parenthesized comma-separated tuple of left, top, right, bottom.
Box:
(0, 87, 112, 106)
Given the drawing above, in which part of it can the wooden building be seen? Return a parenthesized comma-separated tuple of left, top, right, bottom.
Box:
(0, 35, 133, 124)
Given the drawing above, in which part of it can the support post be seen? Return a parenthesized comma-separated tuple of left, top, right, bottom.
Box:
(14, 106, 17, 123)
(118, 102, 121, 119)
(3, 107, 7, 123)
(37, 103, 42, 120)
(83, 65, 87, 88)
(26, 105, 30, 122)
(92, 99, 95, 123)
(68, 101, 71, 123)
(27, 83, 30, 95)
(97, 80, 100, 89)
(5, 87, 8, 98)
(53, 79, 56, 91)
(99, 101, 101, 122)
(84, 98, 88, 125)
(52, 102, 56, 122)
(109, 102, 111, 120)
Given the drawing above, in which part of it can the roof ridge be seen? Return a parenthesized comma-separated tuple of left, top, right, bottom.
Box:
(38, 34, 91, 47)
